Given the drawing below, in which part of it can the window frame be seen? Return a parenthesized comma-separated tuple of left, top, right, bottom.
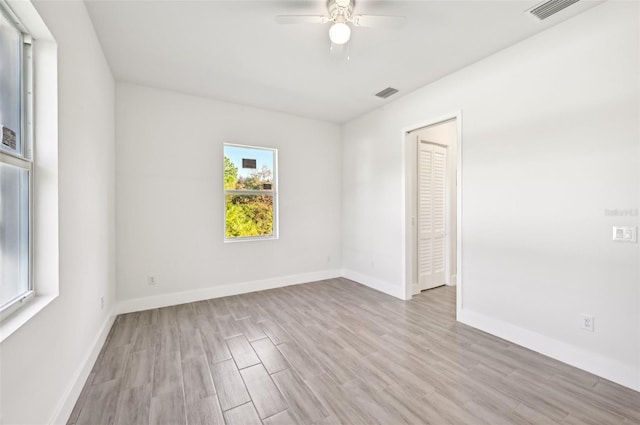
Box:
(0, 3, 34, 321)
(223, 143, 279, 243)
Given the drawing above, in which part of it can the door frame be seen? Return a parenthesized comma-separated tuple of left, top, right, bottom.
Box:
(402, 111, 463, 317)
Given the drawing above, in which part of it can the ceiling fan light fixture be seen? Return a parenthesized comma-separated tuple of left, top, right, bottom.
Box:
(329, 22, 351, 45)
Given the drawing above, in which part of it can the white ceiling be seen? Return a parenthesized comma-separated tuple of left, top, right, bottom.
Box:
(84, 0, 602, 123)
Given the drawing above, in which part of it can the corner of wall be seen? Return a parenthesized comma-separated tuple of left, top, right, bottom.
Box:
(342, 269, 408, 300)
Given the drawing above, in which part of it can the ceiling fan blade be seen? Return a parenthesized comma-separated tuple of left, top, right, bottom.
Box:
(351, 15, 406, 29)
(275, 15, 330, 25)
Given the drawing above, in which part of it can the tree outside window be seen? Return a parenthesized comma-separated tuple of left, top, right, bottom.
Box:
(223, 144, 277, 240)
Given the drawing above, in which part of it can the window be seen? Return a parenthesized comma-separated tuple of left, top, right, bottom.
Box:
(224, 144, 278, 241)
(1, 5, 33, 318)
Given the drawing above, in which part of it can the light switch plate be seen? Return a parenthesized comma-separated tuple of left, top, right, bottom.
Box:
(612, 226, 637, 243)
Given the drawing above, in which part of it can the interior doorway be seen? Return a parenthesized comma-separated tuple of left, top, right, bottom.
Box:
(405, 117, 459, 298)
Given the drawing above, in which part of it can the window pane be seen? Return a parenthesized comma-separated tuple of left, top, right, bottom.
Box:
(0, 162, 29, 308)
(224, 146, 274, 191)
(225, 194, 273, 238)
(0, 11, 22, 156)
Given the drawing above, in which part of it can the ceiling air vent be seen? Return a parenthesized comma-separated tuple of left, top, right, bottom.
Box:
(528, 0, 580, 20)
(375, 87, 399, 99)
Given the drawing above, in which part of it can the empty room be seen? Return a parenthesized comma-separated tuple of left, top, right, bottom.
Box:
(0, 0, 638, 424)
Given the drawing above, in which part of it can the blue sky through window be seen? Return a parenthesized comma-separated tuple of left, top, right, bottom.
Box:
(224, 145, 274, 179)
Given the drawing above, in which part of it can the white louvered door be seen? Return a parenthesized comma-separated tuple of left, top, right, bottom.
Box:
(417, 141, 447, 290)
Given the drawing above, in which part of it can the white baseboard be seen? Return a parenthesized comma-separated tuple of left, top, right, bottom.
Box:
(117, 269, 342, 314)
(49, 308, 116, 424)
(458, 308, 640, 392)
(343, 269, 407, 300)
(53, 270, 638, 425)
(448, 274, 457, 286)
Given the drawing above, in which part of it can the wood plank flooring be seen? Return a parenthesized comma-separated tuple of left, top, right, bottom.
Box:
(68, 278, 640, 424)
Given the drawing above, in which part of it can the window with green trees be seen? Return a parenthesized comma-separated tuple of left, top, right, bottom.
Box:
(223, 144, 277, 240)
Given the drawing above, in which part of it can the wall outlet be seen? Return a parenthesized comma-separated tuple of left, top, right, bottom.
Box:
(100, 296, 104, 310)
(148, 275, 157, 285)
(581, 314, 594, 332)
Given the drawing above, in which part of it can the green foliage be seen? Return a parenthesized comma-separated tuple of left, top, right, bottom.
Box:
(225, 195, 273, 238)
(224, 156, 274, 238)
(237, 165, 272, 190)
(224, 156, 238, 190)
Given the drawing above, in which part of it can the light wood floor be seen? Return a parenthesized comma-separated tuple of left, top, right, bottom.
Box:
(68, 278, 640, 425)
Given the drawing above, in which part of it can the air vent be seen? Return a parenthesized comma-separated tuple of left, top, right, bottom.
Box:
(528, 0, 580, 20)
(375, 87, 399, 99)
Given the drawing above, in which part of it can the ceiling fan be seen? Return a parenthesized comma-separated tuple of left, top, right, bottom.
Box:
(275, 0, 406, 46)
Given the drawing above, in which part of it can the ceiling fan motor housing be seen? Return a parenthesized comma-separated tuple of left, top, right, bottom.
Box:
(328, 0, 354, 21)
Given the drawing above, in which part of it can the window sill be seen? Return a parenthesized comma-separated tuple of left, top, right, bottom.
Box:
(224, 235, 279, 243)
(0, 293, 57, 343)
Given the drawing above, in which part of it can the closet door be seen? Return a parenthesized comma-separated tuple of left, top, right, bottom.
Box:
(417, 141, 447, 290)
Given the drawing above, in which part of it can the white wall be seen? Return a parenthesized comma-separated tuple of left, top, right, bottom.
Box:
(0, 1, 116, 424)
(116, 84, 342, 310)
(342, 1, 639, 390)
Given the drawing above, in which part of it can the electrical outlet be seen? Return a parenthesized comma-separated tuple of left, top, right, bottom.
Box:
(581, 314, 594, 332)
(148, 275, 157, 285)
(100, 296, 104, 310)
